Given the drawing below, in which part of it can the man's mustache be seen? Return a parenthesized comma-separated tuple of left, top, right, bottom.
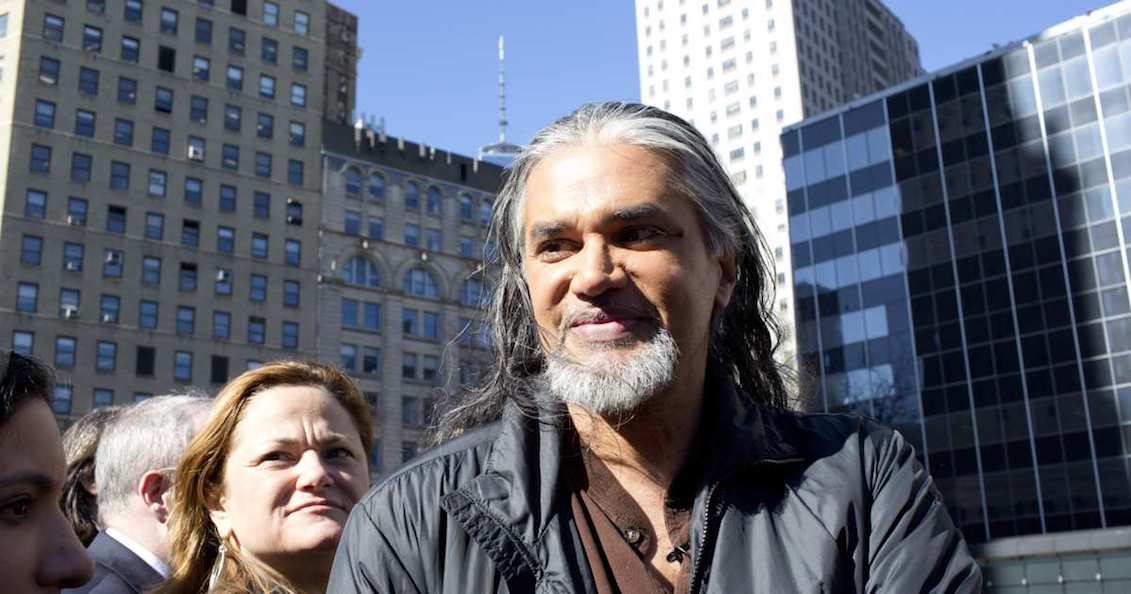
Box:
(556, 301, 661, 335)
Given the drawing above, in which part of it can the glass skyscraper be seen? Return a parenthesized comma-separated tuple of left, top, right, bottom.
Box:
(781, 2, 1131, 557)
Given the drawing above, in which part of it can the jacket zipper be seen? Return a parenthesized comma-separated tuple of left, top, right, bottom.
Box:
(687, 457, 805, 594)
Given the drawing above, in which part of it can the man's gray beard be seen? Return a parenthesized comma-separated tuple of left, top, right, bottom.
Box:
(543, 328, 679, 416)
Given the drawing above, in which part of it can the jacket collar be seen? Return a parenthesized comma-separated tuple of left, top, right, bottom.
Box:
(87, 531, 166, 592)
(439, 367, 805, 590)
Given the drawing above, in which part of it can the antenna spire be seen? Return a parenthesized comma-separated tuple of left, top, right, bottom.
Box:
(498, 35, 508, 144)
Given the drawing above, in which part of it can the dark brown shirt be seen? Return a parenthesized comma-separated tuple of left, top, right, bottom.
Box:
(566, 438, 708, 594)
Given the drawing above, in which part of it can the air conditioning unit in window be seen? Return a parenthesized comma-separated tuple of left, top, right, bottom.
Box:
(216, 269, 231, 282)
(187, 145, 204, 161)
(360, 239, 370, 250)
(62, 305, 79, 319)
(101, 313, 115, 323)
(66, 215, 84, 226)
(64, 261, 80, 271)
(104, 251, 121, 264)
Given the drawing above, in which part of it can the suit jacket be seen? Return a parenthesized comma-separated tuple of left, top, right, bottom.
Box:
(64, 531, 164, 594)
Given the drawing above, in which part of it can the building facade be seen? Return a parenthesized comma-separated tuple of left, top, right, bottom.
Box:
(320, 120, 503, 476)
(782, 2, 1131, 590)
(635, 0, 922, 363)
(0, 0, 344, 420)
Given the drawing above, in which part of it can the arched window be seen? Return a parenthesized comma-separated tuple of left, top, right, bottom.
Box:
(368, 172, 385, 200)
(405, 181, 420, 210)
(344, 167, 362, 195)
(342, 256, 380, 288)
(459, 194, 474, 221)
(460, 278, 485, 307)
(402, 267, 439, 298)
(426, 186, 443, 216)
(479, 199, 493, 225)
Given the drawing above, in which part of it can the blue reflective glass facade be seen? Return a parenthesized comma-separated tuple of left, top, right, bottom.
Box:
(783, 9, 1131, 545)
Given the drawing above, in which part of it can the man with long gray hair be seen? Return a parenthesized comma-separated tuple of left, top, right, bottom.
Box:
(330, 102, 980, 593)
(66, 394, 210, 594)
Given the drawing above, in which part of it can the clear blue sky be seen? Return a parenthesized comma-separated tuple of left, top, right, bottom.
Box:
(331, 0, 1111, 159)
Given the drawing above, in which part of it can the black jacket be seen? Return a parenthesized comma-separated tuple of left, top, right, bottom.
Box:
(64, 531, 164, 594)
(329, 381, 981, 593)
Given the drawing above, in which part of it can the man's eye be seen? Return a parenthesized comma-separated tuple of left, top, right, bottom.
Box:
(0, 497, 33, 522)
(619, 226, 665, 244)
(536, 240, 575, 259)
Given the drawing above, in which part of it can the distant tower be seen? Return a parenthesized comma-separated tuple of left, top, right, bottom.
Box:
(479, 36, 524, 167)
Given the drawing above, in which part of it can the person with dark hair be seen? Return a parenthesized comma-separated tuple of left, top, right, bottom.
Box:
(0, 349, 94, 591)
(60, 406, 124, 547)
(329, 102, 980, 593)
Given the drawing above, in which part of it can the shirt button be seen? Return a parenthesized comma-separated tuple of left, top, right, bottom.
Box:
(624, 528, 643, 544)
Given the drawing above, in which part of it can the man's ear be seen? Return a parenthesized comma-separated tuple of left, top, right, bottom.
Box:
(714, 251, 738, 314)
(138, 470, 172, 524)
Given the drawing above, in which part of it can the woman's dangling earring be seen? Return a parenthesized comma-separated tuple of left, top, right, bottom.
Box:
(208, 543, 227, 590)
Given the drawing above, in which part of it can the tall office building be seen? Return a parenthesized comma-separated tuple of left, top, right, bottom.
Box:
(635, 0, 922, 362)
(319, 121, 503, 476)
(782, 2, 1131, 589)
(0, 0, 343, 420)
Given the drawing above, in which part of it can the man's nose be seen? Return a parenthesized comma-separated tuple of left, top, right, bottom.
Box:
(570, 240, 624, 298)
(38, 509, 94, 588)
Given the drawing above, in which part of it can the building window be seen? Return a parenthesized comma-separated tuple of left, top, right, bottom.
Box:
(290, 83, 306, 107)
(55, 337, 76, 368)
(402, 353, 418, 380)
(191, 96, 209, 124)
(113, 119, 134, 146)
(24, 189, 46, 219)
(34, 99, 56, 128)
(96, 341, 116, 372)
(110, 161, 130, 189)
(43, 14, 64, 42)
(93, 389, 113, 408)
(403, 268, 439, 299)
(184, 178, 203, 205)
(217, 185, 236, 212)
(178, 262, 197, 291)
(460, 279, 484, 307)
(405, 182, 421, 210)
(226, 65, 243, 91)
(39, 57, 60, 85)
(144, 212, 164, 239)
(294, 11, 309, 35)
(99, 294, 120, 323)
(102, 248, 124, 279)
(114, 79, 137, 108)
(344, 211, 361, 236)
(403, 223, 420, 247)
(137, 301, 159, 329)
(247, 317, 266, 344)
(148, 170, 167, 198)
(263, 1, 279, 26)
(176, 306, 195, 335)
(343, 257, 380, 288)
(222, 144, 239, 170)
(340, 344, 357, 372)
(256, 112, 273, 138)
(11, 332, 33, 356)
(425, 228, 442, 252)
(52, 385, 73, 415)
(292, 47, 308, 71)
(250, 233, 268, 258)
(121, 36, 140, 62)
(426, 187, 443, 216)
(217, 226, 235, 254)
(82, 25, 104, 52)
(135, 346, 155, 376)
(259, 74, 275, 99)
(70, 153, 93, 183)
(289, 121, 305, 146)
(125, 0, 143, 23)
(77, 67, 100, 97)
(68, 197, 88, 226)
(262, 37, 278, 63)
(249, 275, 267, 302)
(16, 283, 37, 313)
(283, 280, 300, 307)
(228, 27, 245, 54)
(58, 288, 80, 319)
(213, 311, 231, 340)
(479, 200, 492, 225)
(29, 145, 51, 173)
(195, 17, 212, 43)
(254, 152, 272, 178)
(368, 217, 384, 240)
(21, 235, 43, 266)
(284, 240, 300, 267)
(193, 56, 210, 81)
(210, 356, 230, 385)
(369, 174, 386, 200)
(254, 192, 270, 218)
(154, 87, 173, 113)
(141, 257, 160, 286)
(157, 46, 176, 72)
(160, 8, 178, 34)
(174, 351, 192, 382)
(182, 220, 200, 248)
(281, 321, 298, 349)
(286, 200, 302, 226)
(214, 267, 231, 294)
(225, 105, 242, 131)
(459, 194, 474, 221)
(287, 160, 303, 185)
(459, 237, 475, 258)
